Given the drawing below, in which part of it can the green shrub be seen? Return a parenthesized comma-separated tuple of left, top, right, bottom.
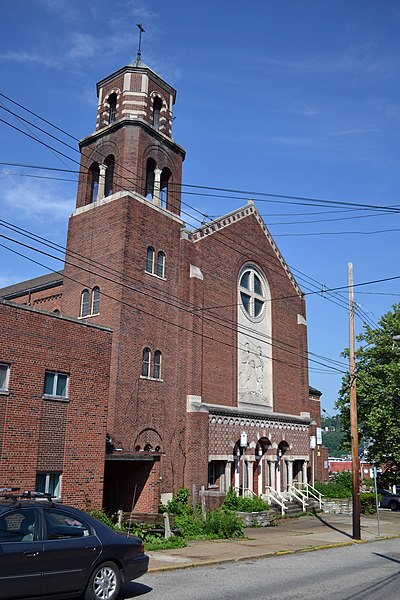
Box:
(360, 493, 377, 515)
(222, 487, 269, 512)
(205, 509, 244, 538)
(333, 471, 353, 489)
(159, 487, 191, 515)
(144, 535, 187, 551)
(314, 471, 353, 498)
(174, 513, 207, 539)
(85, 508, 118, 530)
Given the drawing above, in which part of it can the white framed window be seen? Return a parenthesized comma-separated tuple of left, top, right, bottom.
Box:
(0, 363, 10, 392)
(81, 289, 90, 317)
(146, 247, 155, 274)
(43, 371, 69, 399)
(35, 472, 61, 498)
(239, 267, 265, 320)
(80, 287, 100, 318)
(91, 287, 100, 315)
(146, 247, 166, 278)
(156, 251, 165, 278)
(153, 350, 162, 379)
(141, 348, 151, 377)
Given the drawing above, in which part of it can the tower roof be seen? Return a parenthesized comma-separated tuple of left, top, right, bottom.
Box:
(96, 59, 177, 103)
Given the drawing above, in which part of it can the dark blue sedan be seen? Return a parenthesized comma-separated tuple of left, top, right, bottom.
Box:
(0, 493, 148, 600)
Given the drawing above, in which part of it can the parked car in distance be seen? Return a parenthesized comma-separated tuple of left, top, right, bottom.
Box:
(378, 488, 400, 511)
(0, 489, 149, 600)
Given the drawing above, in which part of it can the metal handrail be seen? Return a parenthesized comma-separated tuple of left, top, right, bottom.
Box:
(264, 486, 287, 516)
(288, 485, 307, 512)
(233, 487, 258, 498)
(295, 482, 323, 509)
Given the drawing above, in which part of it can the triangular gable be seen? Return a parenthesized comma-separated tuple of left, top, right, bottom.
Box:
(188, 201, 303, 297)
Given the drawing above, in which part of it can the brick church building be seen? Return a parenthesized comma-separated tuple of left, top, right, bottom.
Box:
(0, 53, 327, 512)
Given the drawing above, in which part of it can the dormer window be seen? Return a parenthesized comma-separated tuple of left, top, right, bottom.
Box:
(153, 96, 162, 129)
(108, 93, 117, 125)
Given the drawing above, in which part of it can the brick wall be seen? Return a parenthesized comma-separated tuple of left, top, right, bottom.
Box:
(0, 300, 112, 509)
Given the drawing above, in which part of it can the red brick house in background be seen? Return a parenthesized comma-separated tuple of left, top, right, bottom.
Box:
(0, 53, 328, 512)
(0, 300, 112, 508)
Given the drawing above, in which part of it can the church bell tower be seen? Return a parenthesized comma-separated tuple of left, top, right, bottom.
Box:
(75, 52, 185, 215)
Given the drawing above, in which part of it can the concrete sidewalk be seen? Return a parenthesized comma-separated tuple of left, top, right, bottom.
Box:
(147, 510, 400, 572)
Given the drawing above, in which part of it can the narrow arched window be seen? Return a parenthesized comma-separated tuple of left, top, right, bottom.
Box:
(145, 158, 156, 200)
(154, 350, 162, 379)
(89, 163, 100, 203)
(146, 246, 155, 274)
(156, 251, 165, 278)
(153, 96, 162, 129)
(104, 155, 115, 197)
(91, 287, 100, 314)
(108, 93, 117, 124)
(81, 289, 89, 317)
(141, 348, 151, 377)
(160, 168, 171, 209)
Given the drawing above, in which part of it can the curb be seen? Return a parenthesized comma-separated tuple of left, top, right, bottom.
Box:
(147, 534, 400, 573)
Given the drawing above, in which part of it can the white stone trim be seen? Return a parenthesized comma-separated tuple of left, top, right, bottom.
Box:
(121, 100, 147, 107)
(190, 265, 203, 280)
(123, 72, 131, 91)
(190, 204, 302, 297)
(209, 455, 233, 461)
(141, 74, 148, 94)
(122, 109, 147, 117)
(208, 413, 309, 432)
(187, 395, 202, 412)
(123, 91, 148, 97)
(73, 190, 184, 224)
(297, 314, 307, 326)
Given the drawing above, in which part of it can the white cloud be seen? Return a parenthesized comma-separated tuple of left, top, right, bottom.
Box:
(67, 33, 98, 61)
(0, 50, 59, 69)
(3, 177, 75, 224)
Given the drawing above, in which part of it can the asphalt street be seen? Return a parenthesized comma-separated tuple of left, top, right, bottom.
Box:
(121, 537, 400, 600)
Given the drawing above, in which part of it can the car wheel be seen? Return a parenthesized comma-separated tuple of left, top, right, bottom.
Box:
(85, 561, 121, 600)
(388, 500, 399, 512)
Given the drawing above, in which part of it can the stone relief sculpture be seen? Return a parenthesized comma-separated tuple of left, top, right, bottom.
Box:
(238, 339, 269, 404)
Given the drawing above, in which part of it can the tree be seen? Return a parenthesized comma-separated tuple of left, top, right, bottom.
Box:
(336, 303, 400, 487)
(321, 415, 346, 457)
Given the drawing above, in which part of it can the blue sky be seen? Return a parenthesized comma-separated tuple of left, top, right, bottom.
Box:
(1, 0, 400, 414)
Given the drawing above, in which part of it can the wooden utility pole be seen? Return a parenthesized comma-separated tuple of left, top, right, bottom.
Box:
(348, 262, 361, 540)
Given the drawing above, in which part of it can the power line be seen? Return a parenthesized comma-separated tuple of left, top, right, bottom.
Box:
(0, 238, 344, 375)
(0, 224, 347, 372)
(0, 92, 385, 332)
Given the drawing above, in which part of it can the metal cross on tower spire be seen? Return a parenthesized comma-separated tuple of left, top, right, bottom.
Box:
(136, 23, 145, 61)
